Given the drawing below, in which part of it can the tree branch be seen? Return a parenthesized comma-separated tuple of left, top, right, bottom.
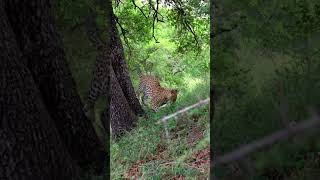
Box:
(156, 98, 210, 124)
(171, 1, 200, 49)
(152, 15, 160, 43)
(131, 0, 148, 19)
(114, 15, 132, 53)
(183, 20, 199, 47)
(147, 0, 166, 43)
(114, 0, 122, 7)
(213, 110, 320, 168)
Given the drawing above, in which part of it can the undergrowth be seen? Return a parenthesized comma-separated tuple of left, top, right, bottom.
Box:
(111, 75, 210, 179)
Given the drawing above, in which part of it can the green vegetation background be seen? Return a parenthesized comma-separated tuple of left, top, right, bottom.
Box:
(214, 0, 320, 179)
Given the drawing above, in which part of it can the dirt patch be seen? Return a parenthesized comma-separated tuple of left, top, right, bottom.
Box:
(161, 174, 186, 180)
(125, 143, 167, 179)
(187, 147, 210, 173)
(125, 159, 146, 179)
(125, 146, 210, 179)
(187, 125, 204, 147)
(191, 114, 201, 122)
(172, 175, 186, 180)
(125, 124, 208, 179)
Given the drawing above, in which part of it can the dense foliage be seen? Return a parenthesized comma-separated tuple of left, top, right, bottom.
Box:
(214, 0, 320, 179)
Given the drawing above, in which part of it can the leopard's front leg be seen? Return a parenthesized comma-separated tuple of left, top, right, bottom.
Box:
(151, 97, 164, 112)
(150, 101, 158, 112)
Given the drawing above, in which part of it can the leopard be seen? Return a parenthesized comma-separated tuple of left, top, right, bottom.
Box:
(137, 74, 178, 112)
(82, 54, 109, 121)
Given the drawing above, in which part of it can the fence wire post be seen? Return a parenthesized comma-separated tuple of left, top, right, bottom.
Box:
(163, 120, 170, 144)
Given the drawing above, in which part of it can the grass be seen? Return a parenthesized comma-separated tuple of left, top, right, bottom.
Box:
(111, 75, 210, 179)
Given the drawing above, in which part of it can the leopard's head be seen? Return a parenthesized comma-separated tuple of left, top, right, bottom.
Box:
(170, 89, 178, 103)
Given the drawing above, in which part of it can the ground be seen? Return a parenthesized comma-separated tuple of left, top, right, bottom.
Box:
(111, 101, 210, 179)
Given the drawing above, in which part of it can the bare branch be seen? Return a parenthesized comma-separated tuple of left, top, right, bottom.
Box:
(152, 18, 160, 43)
(171, 1, 200, 49)
(114, 0, 122, 7)
(155, 0, 164, 22)
(157, 98, 209, 143)
(213, 111, 320, 167)
(114, 15, 132, 53)
(149, 0, 165, 43)
(156, 98, 210, 124)
(182, 20, 199, 47)
(131, 0, 148, 19)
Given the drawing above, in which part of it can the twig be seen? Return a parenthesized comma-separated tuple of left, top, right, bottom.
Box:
(183, 20, 199, 47)
(150, 0, 164, 43)
(158, 98, 209, 143)
(152, 13, 159, 43)
(171, 1, 198, 45)
(131, 0, 148, 19)
(114, 15, 132, 53)
(156, 98, 210, 124)
(213, 111, 320, 168)
(114, 0, 122, 7)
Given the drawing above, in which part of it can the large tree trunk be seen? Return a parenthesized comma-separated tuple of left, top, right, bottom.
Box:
(84, 0, 141, 139)
(210, 0, 215, 126)
(4, 0, 106, 173)
(0, 2, 80, 179)
(109, 66, 138, 138)
(211, 0, 217, 177)
(106, 0, 140, 136)
(108, 1, 144, 116)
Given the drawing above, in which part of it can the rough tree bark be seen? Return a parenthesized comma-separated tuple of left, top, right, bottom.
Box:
(107, 1, 144, 116)
(4, 0, 106, 173)
(109, 65, 138, 138)
(210, 0, 216, 178)
(0, 2, 80, 179)
(210, 0, 216, 128)
(106, 0, 140, 137)
(84, 0, 141, 138)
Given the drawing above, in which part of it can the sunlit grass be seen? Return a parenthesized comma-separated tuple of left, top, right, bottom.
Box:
(183, 76, 206, 91)
(111, 103, 210, 179)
